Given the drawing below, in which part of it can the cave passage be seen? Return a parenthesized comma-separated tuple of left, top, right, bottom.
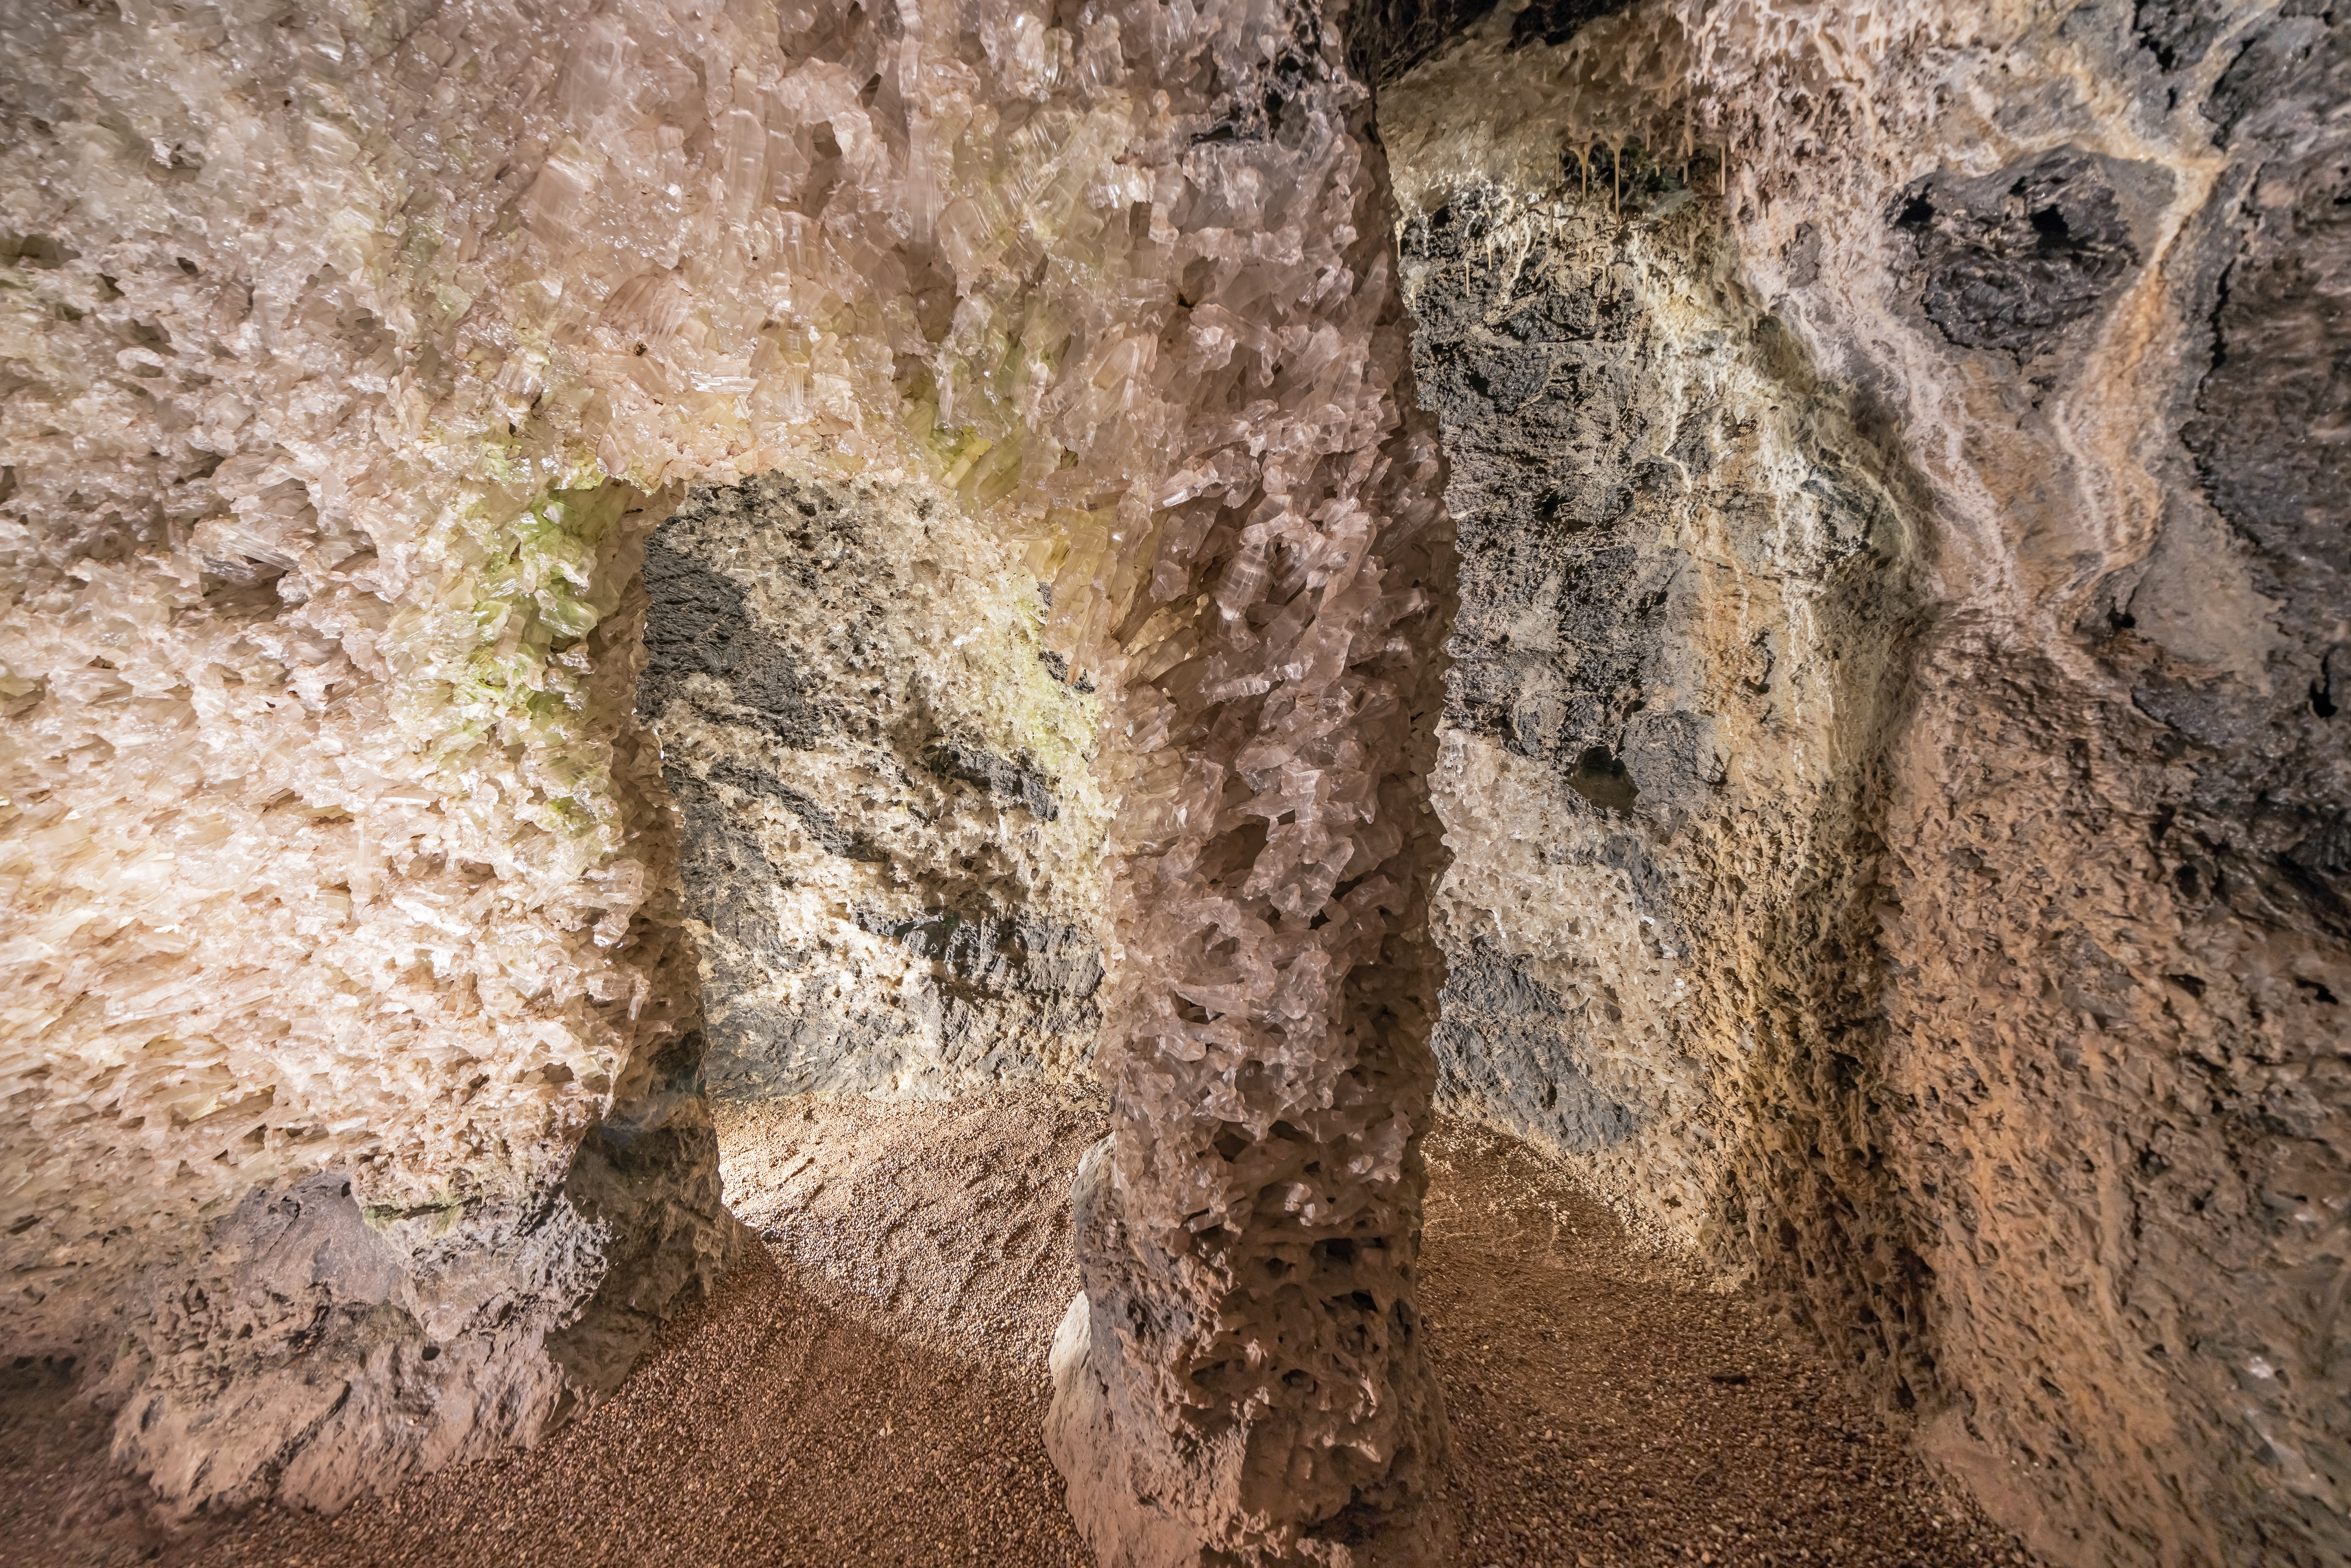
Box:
(1, 2, 2342, 1566)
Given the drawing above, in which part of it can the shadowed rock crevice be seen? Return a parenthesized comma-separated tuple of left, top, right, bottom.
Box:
(1891, 147, 2161, 359)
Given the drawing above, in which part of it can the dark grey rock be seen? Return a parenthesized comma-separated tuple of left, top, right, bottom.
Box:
(1403, 192, 1726, 812)
(1342, 0, 1502, 87)
(2133, 0, 2239, 72)
(1892, 148, 2159, 359)
(639, 538, 822, 748)
(919, 732, 1061, 822)
(1508, 0, 1639, 52)
(1432, 944, 1635, 1157)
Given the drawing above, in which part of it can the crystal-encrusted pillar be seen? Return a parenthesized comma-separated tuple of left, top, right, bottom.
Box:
(1043, 7, 1457, 1562)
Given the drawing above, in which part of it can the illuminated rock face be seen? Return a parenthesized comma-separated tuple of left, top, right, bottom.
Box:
(1398, 168, 1917, 1258)
(636, 472, 1111, 1103)
(1374, 5, 2351, 1568)
(993, 12, 1458, 1566)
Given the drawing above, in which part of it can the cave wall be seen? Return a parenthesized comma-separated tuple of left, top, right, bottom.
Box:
(1393, 159, 1922, 1266)
(1372, 2, 2351, 1566)
(0, 0, 1466, 1532)
(0, 0, 1401, 1517)
(637, 471, 1108, 1102)
(1857, 11, 2351, 1564)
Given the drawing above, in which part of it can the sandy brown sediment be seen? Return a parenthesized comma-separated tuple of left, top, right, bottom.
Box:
(1417, 1125, 2039, 1567)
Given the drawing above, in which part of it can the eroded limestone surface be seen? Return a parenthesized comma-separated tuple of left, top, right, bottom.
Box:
(107, 1041, 731, 1514)
(1393, 163, 1919, 1268)
(1375, 4, 2351, 1566)
(638, 472, 1109, 1101)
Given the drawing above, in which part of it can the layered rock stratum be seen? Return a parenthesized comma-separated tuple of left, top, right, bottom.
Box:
(0, 1, 2343, 1566)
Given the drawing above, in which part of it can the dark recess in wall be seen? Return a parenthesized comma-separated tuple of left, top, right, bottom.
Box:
(1891, 148, 2149, 358)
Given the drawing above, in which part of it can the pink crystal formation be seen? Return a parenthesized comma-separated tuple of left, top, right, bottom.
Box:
(1042, 10, 1458, 1567)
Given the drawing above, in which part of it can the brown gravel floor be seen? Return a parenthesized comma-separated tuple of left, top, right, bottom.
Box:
(2, 1085, 2042, 1568)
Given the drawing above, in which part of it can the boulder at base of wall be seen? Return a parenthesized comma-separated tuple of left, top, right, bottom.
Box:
(103, 1049, 738, 1516)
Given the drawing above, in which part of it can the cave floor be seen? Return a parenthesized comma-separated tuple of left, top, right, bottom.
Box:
(9, 1084, 2041, 1568)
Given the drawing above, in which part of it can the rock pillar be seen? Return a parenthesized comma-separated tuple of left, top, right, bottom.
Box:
(1043, 7, 1458, 1563)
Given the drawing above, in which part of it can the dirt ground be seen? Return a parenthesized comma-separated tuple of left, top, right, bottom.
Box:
(2, 1085, 2040, 1567)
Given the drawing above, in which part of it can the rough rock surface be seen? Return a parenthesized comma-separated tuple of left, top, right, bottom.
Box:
(637, 471, 1108, 1101)
(1857, 12, 2351, 1564)
(1391, 158, 1919, 1257)
(0, 1096, 2044, 1568)
(106, 1034, 734, 1515)
(2, 0, 1463, 1546)
(0, 0, 768, 1510)
(1038, 8, 1461, 1563)
(1372, 4, 2351, 1567)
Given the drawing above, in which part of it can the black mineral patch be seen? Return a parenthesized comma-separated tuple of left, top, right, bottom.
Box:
(861, 907, 1107, 1001)
(920, 732, 1061, 821)
(699, 756, 887, 864)
(2126, 11, 2351, 930)
(2133, 0, 2237, 73)
(1442, 941, 1570, 1020)
(1466, 344, 1554, 409)
(1893, 148, 2149, 358)
(1433, 943, 1635, 1155)
(1508, 0, 1639, 51)
(638, 538, 821, 747)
